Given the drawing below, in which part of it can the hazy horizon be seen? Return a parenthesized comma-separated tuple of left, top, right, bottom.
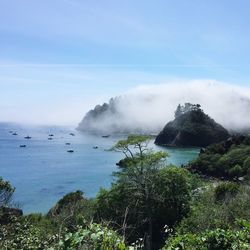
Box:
(1, 80, 250, 128)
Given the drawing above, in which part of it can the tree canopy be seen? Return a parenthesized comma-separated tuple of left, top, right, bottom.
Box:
(0, 177, 14, 207)
(96, 135, 195, 249)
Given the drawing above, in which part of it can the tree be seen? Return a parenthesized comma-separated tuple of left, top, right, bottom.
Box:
(175, 103, 202, 117)
(111, 134, 151, 158)
(0, 177, 15, 207)
(174, 104, 182, 118)
(115, 152, 167, 249)
(96, 136, 194, 249)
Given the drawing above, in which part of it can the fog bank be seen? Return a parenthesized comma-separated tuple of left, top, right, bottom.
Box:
(78, 80, 250, 134)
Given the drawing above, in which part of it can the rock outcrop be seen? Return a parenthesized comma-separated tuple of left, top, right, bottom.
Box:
(155, 103, 229, 147)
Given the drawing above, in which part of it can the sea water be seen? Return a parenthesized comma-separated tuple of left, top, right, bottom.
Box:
(0, 124, 199, 214)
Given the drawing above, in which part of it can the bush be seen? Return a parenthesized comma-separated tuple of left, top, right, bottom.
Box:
(163, 222, 250, 250)
(176, 183, 250, 234)
(0, 177, 15, 207)
(189, 142, 250, 179)
(0, 216, 57, 249)
(95, 166, 196, 248)
(243, 156, 250, 170)
(47, 191, 94, 231)
(214, 182, 239, 201)
(59, 223, 128, 250)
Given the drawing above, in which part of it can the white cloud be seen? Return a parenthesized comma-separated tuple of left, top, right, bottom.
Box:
(79, 80, 250, 133)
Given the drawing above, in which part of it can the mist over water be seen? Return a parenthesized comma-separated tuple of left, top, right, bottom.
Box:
(79, 80, 250, 134)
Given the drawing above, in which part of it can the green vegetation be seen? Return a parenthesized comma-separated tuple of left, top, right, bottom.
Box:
(0, 177, 15, 207)
(175, 182, 250, 234)
(60, 223, 127, 250)
(0, 215, 57, 249)
(1, 134, 250, 249)
(98, 135, 197, 248)
(47, 190, 95, 232)
(164, 223, 250, 250)
(189, 135, 250, 179)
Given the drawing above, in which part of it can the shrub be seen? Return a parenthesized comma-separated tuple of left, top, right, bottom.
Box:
(47, 191, 94, 232)
(0, 216, 57, 249)
(214, 182, 239, 201)
(189, 143, 250, 179)
(59, 223, 128, 250)
(163, 220, 250, 250)
(164, 222, 250, 250)
(0, 177, 15, 207)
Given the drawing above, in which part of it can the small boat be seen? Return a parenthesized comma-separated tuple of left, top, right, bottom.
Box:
(24, 136, 31, 139)
(48, 137, 53, 140)
(67, 149, 74, 153)
(65, 142, 71, 145)
(19, 145, 26, 148)
(102, 135, 110, 138)
(12, 132, 18, 136)
(93, 146, 98, 149)
(49, 134, 54, 137)
(69, 133, 75, 136)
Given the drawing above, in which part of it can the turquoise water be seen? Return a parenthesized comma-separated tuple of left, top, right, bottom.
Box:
(0, 124, 199, 214)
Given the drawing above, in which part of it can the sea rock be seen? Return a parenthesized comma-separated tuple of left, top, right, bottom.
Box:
(155, 103, 229, 147)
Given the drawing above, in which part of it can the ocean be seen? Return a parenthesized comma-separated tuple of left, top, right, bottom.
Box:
(0, 124, 199, 214)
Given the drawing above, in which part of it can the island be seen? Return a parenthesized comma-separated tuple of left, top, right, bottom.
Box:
(155, 103, 229, 147)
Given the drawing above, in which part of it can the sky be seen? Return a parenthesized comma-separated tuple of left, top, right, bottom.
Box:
(0, 0, 250, 125)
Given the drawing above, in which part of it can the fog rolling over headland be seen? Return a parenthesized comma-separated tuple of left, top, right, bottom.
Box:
(78, 80, 250, 134)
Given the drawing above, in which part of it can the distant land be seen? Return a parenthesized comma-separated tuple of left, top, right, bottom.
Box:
(77, 83, 250, 135)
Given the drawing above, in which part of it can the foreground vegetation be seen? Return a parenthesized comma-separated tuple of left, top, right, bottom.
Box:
(0, 135, 250, 249)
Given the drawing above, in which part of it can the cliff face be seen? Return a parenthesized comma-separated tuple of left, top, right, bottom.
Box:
(155, 104, 229, 147)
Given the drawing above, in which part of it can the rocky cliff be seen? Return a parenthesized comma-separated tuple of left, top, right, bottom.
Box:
(155, 104, 229, 147)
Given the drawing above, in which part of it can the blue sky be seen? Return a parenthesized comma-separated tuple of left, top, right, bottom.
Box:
(0, 0, 250, 125)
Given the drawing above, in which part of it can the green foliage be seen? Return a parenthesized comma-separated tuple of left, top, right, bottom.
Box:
(95, 164, 195, 248)
(214, 182, 239, 201)
(59, 223, 128, 250)
(47, 191, 95, 232)
(163, 224, 250, 250)
(0, 216, 57, 249)
(154, 167, 194, 227)
(48, 190, 83, 217)
(112, 134, 152, 158)
(25, 213, 56, 233)
(189, 136, 250, 179)
(243, 156, 250, 172)
(55, 191, 83, 210)
(96, 136, 199, 248)
(2, 135, 250, 249)
(0, 177, 15, 207)
(117, 151, 167, 169)
(176, 183, 250, 234)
